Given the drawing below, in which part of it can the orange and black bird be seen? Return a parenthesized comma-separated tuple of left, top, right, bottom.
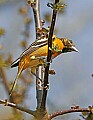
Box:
(9, 35, 79, 96)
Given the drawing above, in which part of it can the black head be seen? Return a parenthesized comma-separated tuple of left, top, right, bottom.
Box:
(61, 38, 79, 53)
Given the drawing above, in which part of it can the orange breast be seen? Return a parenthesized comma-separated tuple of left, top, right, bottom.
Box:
(53, 38, 64, 50)
(52, 38, 64, 58)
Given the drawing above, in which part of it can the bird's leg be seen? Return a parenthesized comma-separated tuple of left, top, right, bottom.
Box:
(31, 70, 44, 90)
(31, 71, 43, 82)
(31, 56, 51, 90)
(31, 69, 49, 90)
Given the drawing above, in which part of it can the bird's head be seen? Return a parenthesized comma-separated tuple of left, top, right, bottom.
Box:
(61, 38, 79, 53)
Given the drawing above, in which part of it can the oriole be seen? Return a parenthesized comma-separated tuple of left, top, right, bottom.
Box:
(9, 35, 78, 96)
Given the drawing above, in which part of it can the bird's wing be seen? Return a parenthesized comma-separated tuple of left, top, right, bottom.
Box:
(20, 38, 48, 58)
(11, 57, 20, 68)
(11, 38, 48, 67)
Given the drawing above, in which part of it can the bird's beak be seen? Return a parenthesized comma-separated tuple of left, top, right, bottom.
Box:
(71, 46, 79, 53)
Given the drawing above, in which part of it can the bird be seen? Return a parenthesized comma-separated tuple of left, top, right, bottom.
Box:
(9, 35, 79, 96)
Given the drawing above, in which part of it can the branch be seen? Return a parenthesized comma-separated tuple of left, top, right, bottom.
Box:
(27, 0, 43, 109)
(0, 99, 35, 116)
(48, 107, 91, 119)
(32, 0, 41, 36)
(32, 0, 43, 109)
(40, 0, 59, 109)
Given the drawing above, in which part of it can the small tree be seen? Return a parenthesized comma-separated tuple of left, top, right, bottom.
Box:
(0, 0, 93, 120)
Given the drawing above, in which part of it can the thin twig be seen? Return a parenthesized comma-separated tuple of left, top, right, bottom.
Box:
(0, 99, 36, 116)
(40, 0, 59, 109)
(48, 107, 91, 119)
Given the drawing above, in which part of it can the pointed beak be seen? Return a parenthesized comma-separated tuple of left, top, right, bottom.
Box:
(71, 46, 79, 53)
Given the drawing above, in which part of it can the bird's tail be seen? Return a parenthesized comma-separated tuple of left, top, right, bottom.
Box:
(9, 67, 23, 97)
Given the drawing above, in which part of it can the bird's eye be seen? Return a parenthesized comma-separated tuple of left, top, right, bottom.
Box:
(70, 40, 73, 44)
(68, 41, 71, 45)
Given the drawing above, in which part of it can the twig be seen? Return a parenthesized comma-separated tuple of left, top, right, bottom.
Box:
(40, 0, 59, 109)
(48, 107, 91, 119)
(32, 0, 41, 37)
(0, 99, 36, 116)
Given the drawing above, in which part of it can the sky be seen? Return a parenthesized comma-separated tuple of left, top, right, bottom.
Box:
(0, 0, 93, 119)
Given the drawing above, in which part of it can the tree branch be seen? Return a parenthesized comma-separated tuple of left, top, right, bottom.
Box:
(40, 0, 59, 109)
(32, 0, 43, 109)
(32, 0, 41, 36)
(48, 107, 91, 119)
(27, 0, 43, 109)
(0, 99, 36, 116)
